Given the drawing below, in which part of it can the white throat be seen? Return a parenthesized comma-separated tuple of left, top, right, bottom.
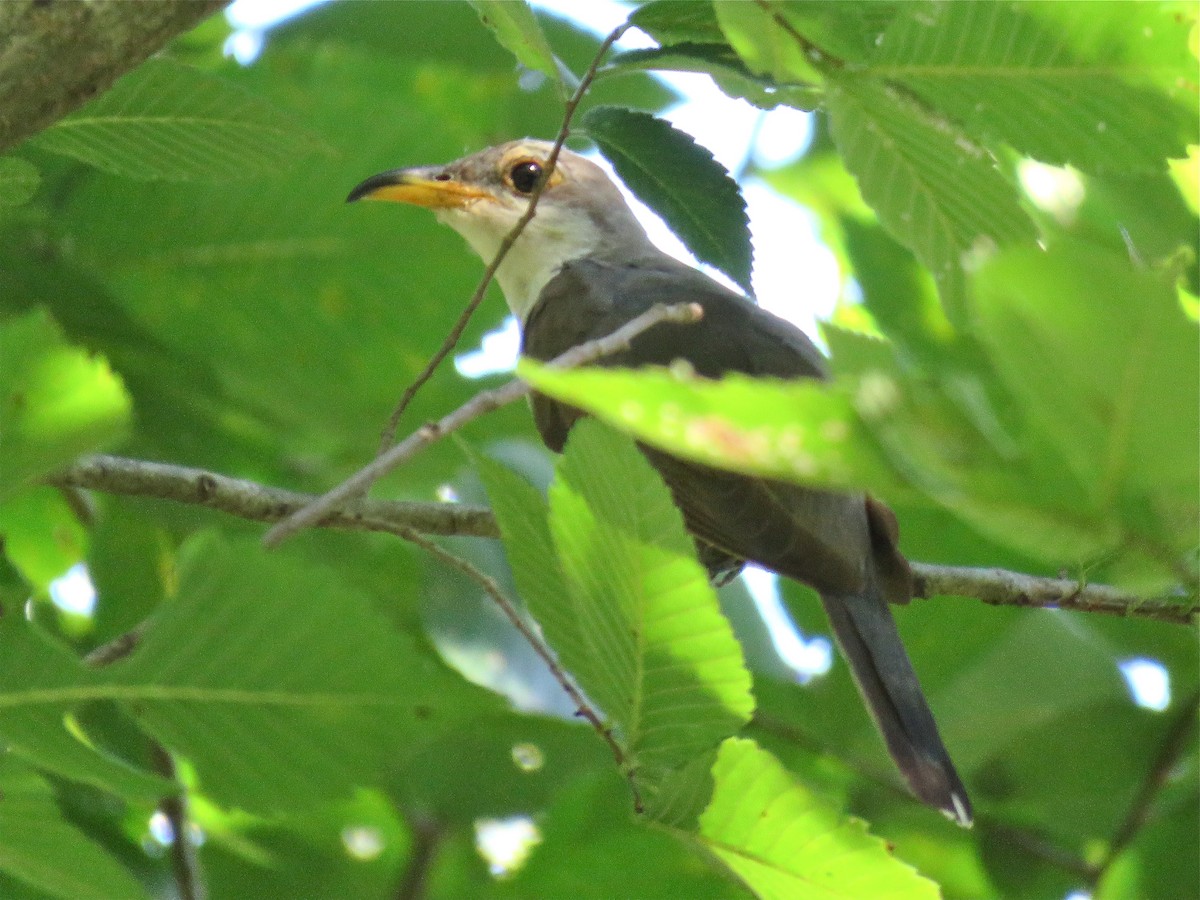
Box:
(437, 204, 602, 324)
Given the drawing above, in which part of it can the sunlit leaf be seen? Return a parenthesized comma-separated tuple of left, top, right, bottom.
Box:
(469, 0, 567, 94)
(872, 1, 1198, 173)
(697, 738, 939, 899)
(0, 310, 130, 498)
(481, 421, 754, 803)
(825, 75, 1037, 322)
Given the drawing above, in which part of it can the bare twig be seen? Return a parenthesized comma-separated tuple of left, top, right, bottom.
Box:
(52, 455, 499, 540)
(1088, 688, 1200, 885)
(264, 301, 703, 548)
(376, 21, 633, 451)
(83, 619, 152, 668)
(152, 745, 206, 900)
(394, 812, 443, 900)
(913, 563, 1197, 625)
(391, 522, 642, 812)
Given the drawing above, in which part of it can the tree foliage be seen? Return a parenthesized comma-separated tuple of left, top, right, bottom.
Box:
(0, 2, 1196, 898)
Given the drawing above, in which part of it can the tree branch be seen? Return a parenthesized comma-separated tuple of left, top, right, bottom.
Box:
(263, 301, 703, 548)
(0, 0, 228, 154)
(1088, 688, 1200, 886)
(912, 564, 1196, 625)
(52, 455, 499, 540)
(49, 455, 1196, 624)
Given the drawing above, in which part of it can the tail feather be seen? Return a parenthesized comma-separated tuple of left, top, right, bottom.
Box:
(821, 589, 973, 827)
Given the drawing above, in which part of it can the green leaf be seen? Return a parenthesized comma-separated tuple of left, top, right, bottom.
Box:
(495, 771, 750, 899)
(714, 2, 821, 85)
(0, 487, 86, 597)
(0, 157, 39, 207)
(94, 534, 488, 812)
(550, 421, 754, 796)
(0, 757, 148, 900)
(973, 241, 1200, 559)
(517, 360, 898, 494)
(697, 738, 939, 899)
(872, 1, 1199, 174)
(0, 616, 172, 802)
(0, 310, 130, 498)
(469, 0, 568, 94)
(31, 59, 326, 181)
(825, 74, 1037, 322)
(483, 421, 754, 803)
(629, 1, 726, 45)
(581, 106, 753, 293)
(473, 453, 587, 679)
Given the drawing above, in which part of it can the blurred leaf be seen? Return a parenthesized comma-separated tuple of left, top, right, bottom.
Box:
(0, 310, 130, 498)
(872, 1, 1198, 174)
(481, 420, 754, 803)
(974, 242, 1200, 562)
(492, 771, 749, 899)
(95, 533, 493, 812)
(469, 0, 566, 94)
(630, 1, 726, 45)
(391, 711, 608, 825)
(582, 106, 753, 293)
(824, 75, 1037, 322)
(714, 2, 820, 86)
(0, 486, 86, 597)
(31, 59, 326, 181)
(0, 757, 148, 900)
(696, 737, 939, 899)
(0, 616, 170, 801)
(771, 1, 903, 66)
(0, 157, 39, 207)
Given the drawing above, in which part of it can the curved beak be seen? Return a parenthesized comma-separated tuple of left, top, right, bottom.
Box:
(346, 167, 491, 208)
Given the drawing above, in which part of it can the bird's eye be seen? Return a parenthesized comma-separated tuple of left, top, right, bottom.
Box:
(509, 160, 543, 194)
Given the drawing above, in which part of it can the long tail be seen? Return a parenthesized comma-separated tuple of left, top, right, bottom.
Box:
(821, 589, 973, 827)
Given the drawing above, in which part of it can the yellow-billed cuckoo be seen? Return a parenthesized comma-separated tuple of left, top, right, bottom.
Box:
(349, 140, 971, 826)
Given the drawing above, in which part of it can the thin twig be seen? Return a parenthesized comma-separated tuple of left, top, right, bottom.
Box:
(376, 21, 632, 452)
(394, 813, 443, 900)
(912, 563, 1198, 625)
(52, 455, 500, 540)
(264, 301, 702, 548)
(1088, 688, 1200, 885)
(391, 523, 643, 812)
(151, 745, 206, 900)
(83, 619, 152, 668)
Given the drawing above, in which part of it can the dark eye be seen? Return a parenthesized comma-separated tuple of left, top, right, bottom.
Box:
(509, 160, 543, 194)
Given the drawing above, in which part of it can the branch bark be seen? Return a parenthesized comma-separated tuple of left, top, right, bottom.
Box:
(48, 455, 1197, 624)
(0, 0, 228, 155)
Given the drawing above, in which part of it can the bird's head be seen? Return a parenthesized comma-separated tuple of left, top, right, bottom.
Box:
(348, 140, 651, 321)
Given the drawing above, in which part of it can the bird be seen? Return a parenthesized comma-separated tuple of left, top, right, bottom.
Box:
(348, 139, 972, 827)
